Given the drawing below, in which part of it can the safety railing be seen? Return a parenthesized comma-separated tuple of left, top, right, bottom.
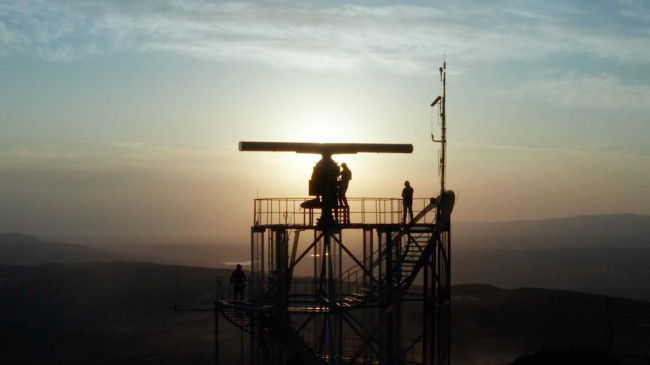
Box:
(253, 197, 436, 227)
(216, 277, 225, 300)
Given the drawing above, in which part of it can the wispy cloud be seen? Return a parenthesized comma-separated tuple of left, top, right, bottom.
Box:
(504, 72, 650, 110)
(0, 141, 231, 173)
(6, 144, 86, 161)
(619, 0, 650, 22)
(455, 140, 650, 160)
(104, 140, 225, 170)
(2, 1, 649, 72)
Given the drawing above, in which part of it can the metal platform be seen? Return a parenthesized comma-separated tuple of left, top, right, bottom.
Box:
(216, 193, 453, 365)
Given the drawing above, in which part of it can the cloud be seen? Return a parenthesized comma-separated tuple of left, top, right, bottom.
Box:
(619, 0, 650, 21)
(103, 141, 229, 170)
(454, 140, 650, 161)
(5, 144, 86, 161)
(0, 141, 233, 174)
(504, 73, 650, 110)
(2, 1, 650, 73)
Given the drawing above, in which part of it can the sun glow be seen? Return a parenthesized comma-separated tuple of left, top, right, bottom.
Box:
(290, 113, 359, 143)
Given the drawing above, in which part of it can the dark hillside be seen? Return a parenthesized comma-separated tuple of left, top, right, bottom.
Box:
(0, 262, 240, 364)
(450, 284, 650, 364)
(2, 263, 650, 364)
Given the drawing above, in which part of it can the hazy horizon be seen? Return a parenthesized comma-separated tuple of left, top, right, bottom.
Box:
(28, 212, 650, 240)
(1, 211, 648, 245)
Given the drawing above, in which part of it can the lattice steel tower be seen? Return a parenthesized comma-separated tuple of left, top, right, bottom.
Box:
(215, 64, 453, 365)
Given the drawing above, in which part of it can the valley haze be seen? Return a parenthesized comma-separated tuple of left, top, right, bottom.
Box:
(3, 214, 650, 301)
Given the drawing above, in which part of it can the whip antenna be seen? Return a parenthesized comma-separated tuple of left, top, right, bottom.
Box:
(430, 62, 447, 195)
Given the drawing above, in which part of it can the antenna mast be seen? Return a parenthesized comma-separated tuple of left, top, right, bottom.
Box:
(431, 61, 447, 196)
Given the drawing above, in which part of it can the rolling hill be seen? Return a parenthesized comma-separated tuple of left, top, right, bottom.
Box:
(1, 263, 648, 364)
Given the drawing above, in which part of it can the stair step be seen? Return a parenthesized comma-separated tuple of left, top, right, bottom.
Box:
(408, 228, 432, 233)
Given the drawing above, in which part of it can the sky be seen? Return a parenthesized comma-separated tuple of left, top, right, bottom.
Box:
(1, 0, 650, 236)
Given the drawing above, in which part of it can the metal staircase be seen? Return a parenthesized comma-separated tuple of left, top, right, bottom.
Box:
(336, 202, 437, 309)
(394, 225, 432, 286)
(219, 303, 252, 333)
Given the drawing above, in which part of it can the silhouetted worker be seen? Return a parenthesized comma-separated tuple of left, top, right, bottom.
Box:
(338, 162, 351, 207)
(401, 180, 414, 224)
(310, 152, 340, 227)
(230, 264, 247, 301)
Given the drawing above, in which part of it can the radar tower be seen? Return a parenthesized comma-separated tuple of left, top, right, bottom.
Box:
(212, 63, 454, 365)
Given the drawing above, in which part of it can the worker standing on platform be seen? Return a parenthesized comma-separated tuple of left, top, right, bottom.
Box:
(401, 180, 414, 224)
(338, 162, 351, 207)
(230, 264, 247, 301)
(338, 162, 352, 224)
(311, 152, 340, 227)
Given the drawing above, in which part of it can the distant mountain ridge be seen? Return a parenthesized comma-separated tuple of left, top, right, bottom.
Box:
(0, 232, 248, 268)
(453, 247, 650, 302)
(451, 214, 650, 302)
(455, 213, 650, 249)
(0, 232, 43, 245)
(4, 213, 650, 302)
(0, 232, 131, 265)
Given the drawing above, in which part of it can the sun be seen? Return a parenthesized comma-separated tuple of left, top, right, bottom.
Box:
(290, 113, 358, 143)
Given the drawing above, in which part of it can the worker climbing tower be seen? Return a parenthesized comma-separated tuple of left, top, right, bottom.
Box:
(215, 63, 453, 365)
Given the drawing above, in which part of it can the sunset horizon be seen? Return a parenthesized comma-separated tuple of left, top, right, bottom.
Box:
(2, 0, 649, 237)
